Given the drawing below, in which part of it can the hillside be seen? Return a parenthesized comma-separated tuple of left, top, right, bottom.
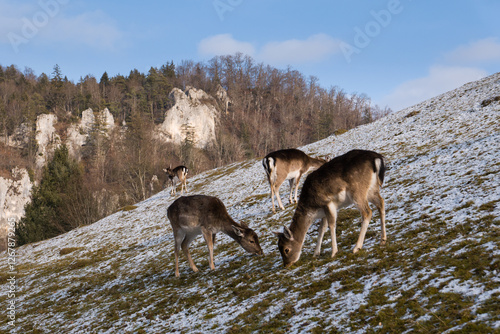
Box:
(1, 73, 499, 333)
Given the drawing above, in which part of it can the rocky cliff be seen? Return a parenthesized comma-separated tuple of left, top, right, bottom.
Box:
(35, 113, 61, 169)
(0, 168, 32, 251)
(156, 86, 219, 148)
(1, 86, 225, 247)
(1, 108, 117, 249)
(66, 108, 115, 159)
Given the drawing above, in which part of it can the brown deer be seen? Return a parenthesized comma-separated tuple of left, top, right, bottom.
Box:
(163, 165, 188, 195)
(275, 150, 386, 268)
(167, 195, 263, 277)
(263, 149, 328, 212)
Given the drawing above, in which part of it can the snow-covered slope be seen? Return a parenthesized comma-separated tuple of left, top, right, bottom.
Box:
(1, 73, 499, 333)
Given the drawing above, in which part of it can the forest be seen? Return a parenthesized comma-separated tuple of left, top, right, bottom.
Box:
(0, 53, 391, 245)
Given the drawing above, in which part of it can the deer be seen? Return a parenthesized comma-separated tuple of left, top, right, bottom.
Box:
(262, 148, 329, 213)
(167, 195, 264, 277)
(163, 165, 188, 195)
(274, 149, 386, 268)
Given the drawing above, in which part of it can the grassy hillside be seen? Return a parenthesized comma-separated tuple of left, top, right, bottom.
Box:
(1, 73, 499, 333)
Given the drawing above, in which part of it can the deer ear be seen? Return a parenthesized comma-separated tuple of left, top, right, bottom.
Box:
(240, 221, 249, 229)
(283, 226, 294, 241)
(232, 226, 244, 237)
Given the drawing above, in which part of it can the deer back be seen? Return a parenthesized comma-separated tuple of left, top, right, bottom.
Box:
(168, 195, 230, 231)
(164, 165, 188, 181)
(263, 149, 326, 176)
(167, 195, 263, 254)
(298, 150, 385, 210)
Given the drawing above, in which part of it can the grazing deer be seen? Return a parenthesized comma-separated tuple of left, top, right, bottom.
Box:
(167, 195, 263, 277)
(263, 149, 328, 212)
(163, 165, 188, 195)
(275, 150, 386, 268)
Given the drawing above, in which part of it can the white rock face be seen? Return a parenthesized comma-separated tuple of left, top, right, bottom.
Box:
(0, 168, 32, 251)
(216, 84, 231, 114)
(101, 108, 115, 131)
(156, 86, 219, 148)
(66, 108, 115, 159)
(35, 114, 60, 169)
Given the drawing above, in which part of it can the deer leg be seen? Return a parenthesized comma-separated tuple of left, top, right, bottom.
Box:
(274, 178, 286, 210)
(353, 200, 372, 253)
(267, 177, 277, 213)
(370, 191, 386, 246)
(314, 217, 328, 257)
(181, 233, 199, 273)
(180, 178, 187, 195)
(292, 174, 302, 204)
(202, 229, 215, 270)
(173, 230, 184, 277)
(288, 178, 295, 204)
(170, 179, 175, 195)
(325, 203, 338, 257)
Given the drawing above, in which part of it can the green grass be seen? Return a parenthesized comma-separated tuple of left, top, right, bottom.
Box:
(120, 205, 138, 211)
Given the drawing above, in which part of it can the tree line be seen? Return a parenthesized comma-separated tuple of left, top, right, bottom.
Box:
(0, 53, 391, 245)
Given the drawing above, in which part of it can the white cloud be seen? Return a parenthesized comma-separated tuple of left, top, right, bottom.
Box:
(0, 1, 122, 52)
(380, 66, 488, 111)
(41, 10, 123, 51)
(445, 37, 500, 64)
(198, 34, 255, 57)
(259, 33, 342, 65)
(198, 33, 343, 65)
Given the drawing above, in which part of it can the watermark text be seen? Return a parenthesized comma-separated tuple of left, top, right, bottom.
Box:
(213, 0, 243, 21)
(340, 0, 407, 63)
(6, 217, 17, 327)
(8, 0, 69, 53)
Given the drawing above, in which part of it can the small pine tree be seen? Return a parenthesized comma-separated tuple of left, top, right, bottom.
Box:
(16, 145, 84, 246)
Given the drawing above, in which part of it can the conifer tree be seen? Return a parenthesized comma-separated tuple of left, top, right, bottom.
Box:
(16, 145, 84, 245)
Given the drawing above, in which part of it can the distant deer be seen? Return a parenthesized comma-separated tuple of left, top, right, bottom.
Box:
(167, 195, 264, 277)
(163, 165, 188, 195)
(275, 150, 386, 268)
(263, 149, 329, 212)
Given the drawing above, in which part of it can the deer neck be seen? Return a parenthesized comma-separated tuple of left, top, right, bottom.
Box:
(289, 206, 316, 245)
(222, 220, 240, 240)
(308, 157, 324, 169)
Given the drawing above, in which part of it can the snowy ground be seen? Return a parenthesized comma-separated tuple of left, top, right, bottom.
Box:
(1, 73, 499, 333)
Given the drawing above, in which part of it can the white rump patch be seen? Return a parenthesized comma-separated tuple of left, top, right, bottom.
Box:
(374, 158, 382, 173)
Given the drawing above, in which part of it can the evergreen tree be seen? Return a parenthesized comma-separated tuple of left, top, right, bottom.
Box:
(47, 64, 65, 111)
(16, 145, 84, 246)
(100, 71, 109, 99)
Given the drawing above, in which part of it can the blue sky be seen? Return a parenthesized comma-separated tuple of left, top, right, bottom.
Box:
(1, 0, 500, 111)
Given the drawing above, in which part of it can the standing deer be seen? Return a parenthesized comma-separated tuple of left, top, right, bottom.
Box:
(167, 195, 263, 277)
(275, 150, 386, 268)
(163, 165, 188, 195)
(263, 149, 328, 212)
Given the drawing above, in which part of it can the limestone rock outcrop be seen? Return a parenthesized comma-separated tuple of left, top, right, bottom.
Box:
(35, 114, 61, 169)
(66, 108, 115, 159)
(156, 86, 219, 149)
(0, 168, 32, 251)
